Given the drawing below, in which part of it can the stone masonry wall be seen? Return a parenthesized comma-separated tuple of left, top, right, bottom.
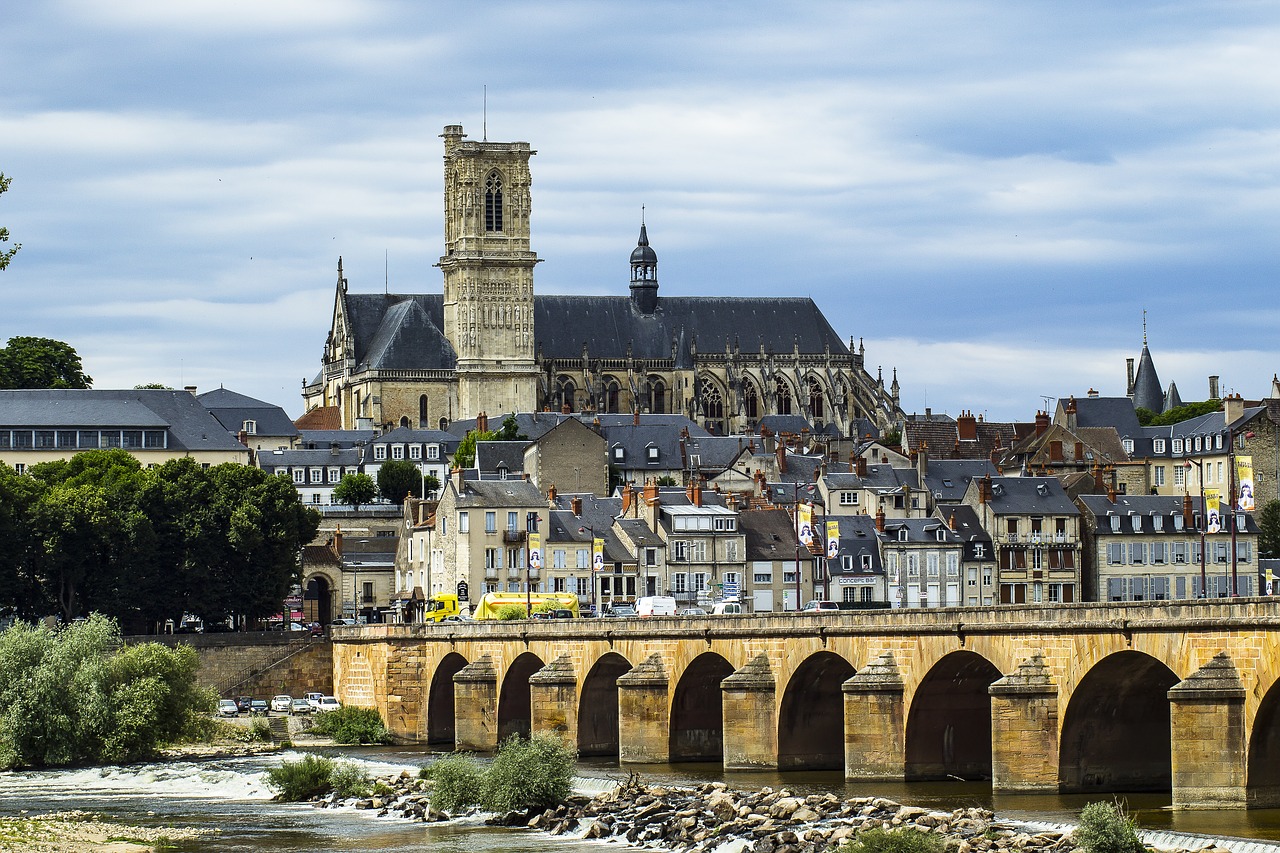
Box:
(133, 633, 333, 699)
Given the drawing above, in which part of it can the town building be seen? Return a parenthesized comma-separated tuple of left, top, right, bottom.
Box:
(197, 387, 298, 459)
(740, 508, 817, 612)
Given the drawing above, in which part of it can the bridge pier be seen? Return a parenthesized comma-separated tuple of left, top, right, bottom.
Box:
(617, 653, 671, 764)
(721, 654, 778, 769)
(842, 653, 906, 781)
(452, 655, 499, 751)
(989, 655, 1059, 792)
(529, 655, 578, 744)
(1168, 653, 1247, 809)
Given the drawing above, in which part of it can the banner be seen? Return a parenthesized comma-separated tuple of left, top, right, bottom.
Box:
(1236, 455, 1255, 511)
(592, 537, 605, 573)
(798, 503, 813, 546)
(826, 520, 840, 560)
(528, 533, 542, 571)
(1206, 489, 1221, 534)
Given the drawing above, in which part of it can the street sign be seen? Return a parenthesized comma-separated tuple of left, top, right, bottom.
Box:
(456, 581, 469, 602)
(723, 581, 740, 597)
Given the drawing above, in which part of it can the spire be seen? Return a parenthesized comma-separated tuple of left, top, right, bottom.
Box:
(629, 219, 659, 314)
(337, 256, 347, 293)
(1131, 340, 1164, 414)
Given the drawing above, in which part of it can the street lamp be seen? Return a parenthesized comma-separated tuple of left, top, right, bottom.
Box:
(1227, 427, 1256, 597)
(1184, 459, 1208, 598)
(578, 524, 597, 615)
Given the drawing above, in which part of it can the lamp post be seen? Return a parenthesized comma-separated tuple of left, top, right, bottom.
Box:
(578, 524, 596, 615)
(1227, 427, 1257, 597)
(1185, 459, 1208, 597)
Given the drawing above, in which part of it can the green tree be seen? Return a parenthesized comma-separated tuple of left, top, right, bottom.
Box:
(377, 459, 424, 504)
(1259, 499, 1280, 559)
(0, 464, 40, 618)
(1147, 400, 1223, 426)
(0, 173, 19, 271)
(333, 472, 378, 510)
(1073, 801, 1144, 853)
(481, 733, 576, 812)
(451, 428, 496, 469)
(0, 336, 92, 389)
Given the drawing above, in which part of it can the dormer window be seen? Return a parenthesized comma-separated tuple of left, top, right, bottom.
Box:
(1216, 435, 1223, 450)
(374, 444, 387, 461)
(1194, 436, 1202, 452)
(1153, 439, 1165, 454)
(1153, 514, 1164, 531)
(1110, 514, 1121, 532)
(897, 528, 908, 542)
(1122, 438, 1134, 454)
(484, 170, 504, 232)
(242, 419, 257, 435)
(613, 446, 626, 462)
(1173, 439, 1184, 453)
(647, 445, 659, 462)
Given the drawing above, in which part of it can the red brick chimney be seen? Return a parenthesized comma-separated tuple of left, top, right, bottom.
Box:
(1064, 396, 1078, 431)
(948, 511, 957, 531)
(571, 496, 583, 516)
(875, 507, 885, 532)
(1035, 410, 1050, 437)
(957, 410, 978, 442)
(333, 525, 343, 556)
(855, 455, 867, 477)
(644, 478, 659, 507)
(561, 402, 571, 414)
(633, 408, 640, 426)
(620, 485, 631, 515)
(776, 440, 787, 474)
(548, 484, 557, 503)
(476, 411, 488, 433)
(692, 479, 703, 507)
(1183, 493, 1194, 529)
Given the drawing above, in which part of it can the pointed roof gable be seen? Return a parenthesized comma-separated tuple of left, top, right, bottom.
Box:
(1131, 344, 1164, 413)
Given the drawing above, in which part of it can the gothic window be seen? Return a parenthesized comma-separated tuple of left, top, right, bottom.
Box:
(645, 377, 666, 414)
(700, 381, 725, 428)
(807, 376, 825, 419)
(419, 395, 428, 428)
(555, 376, 576, 412)
(743, 380, 759, 420)
(774, 377, 793, 416)
(484, 171, 504, 232)
(604, 377, 621, 414)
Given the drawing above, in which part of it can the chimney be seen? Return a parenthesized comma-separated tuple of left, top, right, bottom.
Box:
(1035, 410, 1050, 437)
(1209, 375, 1221, 400)
(237, 429, 248, 446)
(1183, 492, 1195, 529)
(948, 511, 957, 531)
(184, 385, 197, 395)
(571, 496, 583, 517)
(476, 411, 488, 433)
(1126, 358, 1136, 396)
(333, 525, 343, 557)
(762, 426, 775, 455)
(957, 410, 978, 442)
(644, 478, 659, 507)
(979, 474, 992, 505)
(855, 455, 867, 477)
(776, 440, 787, 474)
(1107, 481, 1117, 503)
(1088, 388, 1099, 398)
(692, 479, 703, 507)
(633, 408, 640, 426)
(1064, 396, 1078, 431)
(1093, 462, 1105, 492)
(875, 507, 885, 532)
(620, 484, 631, 515)
(1224, 393, 1244, 427)
(1074, 441, 1083, 461)
(916, 444, 928, 479)
(548, 484, 557, 503)
(561, 402, 572, 414)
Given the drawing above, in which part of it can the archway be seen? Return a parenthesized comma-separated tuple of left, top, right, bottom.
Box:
(426, 653, 468, 745)
(497, 652, 545, 742)
(1059, 651, 1178, 792)
(302, 575, 332, 625)
(670, 653, 734, 761)
(578, 652, 633, 757)
(1249, 677, 1280, 806)
(778, 651, 856, 770)
(905, 651, 1001, 780)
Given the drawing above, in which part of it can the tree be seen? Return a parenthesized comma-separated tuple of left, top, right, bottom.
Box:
(333, 472, 378, 510)
(1260, 499, 1280, 559)
(451, 415, 529, 469)
(0, 172, 19, 271)
(377, 459, 423, 504)
(0, 336, 92, 389)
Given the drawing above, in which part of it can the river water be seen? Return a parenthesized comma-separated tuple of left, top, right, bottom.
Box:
(6, 747, 1280, 851)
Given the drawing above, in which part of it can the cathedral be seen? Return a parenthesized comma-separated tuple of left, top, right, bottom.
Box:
(303, 125, 903, 436)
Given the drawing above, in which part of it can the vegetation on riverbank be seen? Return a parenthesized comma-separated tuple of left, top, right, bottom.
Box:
(308, 706, 391, 744)
(0, 810, 207, 852)
(425, 733, 576, 813)
(0, 615, 214, 769)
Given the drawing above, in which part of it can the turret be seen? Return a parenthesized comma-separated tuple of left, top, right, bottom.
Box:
(629, 222, 659, 314)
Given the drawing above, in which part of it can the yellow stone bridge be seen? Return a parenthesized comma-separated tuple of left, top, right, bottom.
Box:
(330, 598, 1280, 810)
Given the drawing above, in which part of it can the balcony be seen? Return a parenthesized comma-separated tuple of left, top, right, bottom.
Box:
(485, 567, 499, 580)
(527, 567, 540, 580)
(507, 567, 523, 580)
(503, 530, 527, 544)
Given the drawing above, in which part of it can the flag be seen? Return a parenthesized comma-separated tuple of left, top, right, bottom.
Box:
(1236, 455, 1255, 511)
(826, 520, 840, 560)
(592, 537, 605, 573)
(1206, 490, 1221, 534)
(798, 502, 813, 546)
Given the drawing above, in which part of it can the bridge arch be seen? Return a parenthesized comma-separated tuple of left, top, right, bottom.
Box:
(426, 652, 468, 745)
(578, 652, 633, 757)
(1249, 678, 1280, 807)
(670, 652, 734, 762)
(497, 652, 545, 742)
(905, 650, 1001, 781)
(778, 651, 856, 770)
(1060, 650, 1178, 792)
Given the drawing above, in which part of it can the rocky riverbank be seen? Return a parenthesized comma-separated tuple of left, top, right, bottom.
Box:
(0, 811, 210, 852)
(303, 769, 1244, 853)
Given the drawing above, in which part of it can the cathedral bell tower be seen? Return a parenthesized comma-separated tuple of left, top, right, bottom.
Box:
(438, 124, 540, 418)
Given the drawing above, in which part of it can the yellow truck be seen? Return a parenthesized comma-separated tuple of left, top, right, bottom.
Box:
(423, 593, 462, 622)
(470, 591, 580, 620)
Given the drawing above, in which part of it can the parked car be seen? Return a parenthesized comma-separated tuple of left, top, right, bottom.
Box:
(289, 697, 312, 715)
(679, 607, 707, 617)
(308, 622, 325, 637)
(304, 692, 324, 711)
(249, 699, 269, 717)
(316, 696, 342, 712)
(270, 695, 293, 713)
(801, 600, 841, 613)
(331, 618, 358, 626)
(635, 596, 677, 617)
(531, 608, 575, 620)
(235, 695, 254, 713)
(217, 699, 240, 717)
(712, 600, 743, 615)
(604, 605, 637, 618)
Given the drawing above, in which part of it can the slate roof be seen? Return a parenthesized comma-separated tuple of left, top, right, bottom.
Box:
(921, 460, 998, 504)
(198, 388, 299, 439)
(827, 515, 883, 576)
(1078, 494, 1259, 535)
(371, 426, 460, 452)
(0, 389, 247, 453)
(879, 517, 962, 545)
(758, 415, 817, 435)
(902, 415, 1024, 461)
(739, 509, 813, 563)
(1132, 345, 1164, 413)
(475, 440, 529, 475)
(547, 494, 630, 562)
(341, 294, 456, 371)
(1065, 397, 1143, 436)
(258, 446, 364, 470)
(297, 430, 377, 450)
(981, 476, 1079, 515)
(938, 505, 995, 562)
(449, 478, 546, 509)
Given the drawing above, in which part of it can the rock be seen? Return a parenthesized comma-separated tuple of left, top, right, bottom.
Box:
(791, 806, 821, 823)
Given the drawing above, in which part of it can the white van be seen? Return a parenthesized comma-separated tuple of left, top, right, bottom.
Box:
(635, 596, 677, 617)
(711, 600, 743, 615)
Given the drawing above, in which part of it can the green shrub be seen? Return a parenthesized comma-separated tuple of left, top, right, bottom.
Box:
(266, 754, 334, 801)
(839, 828, 945, 853)
(330, 760, 372, 798)
(1074, 802, 1145, 853)
(310, 706, 391, 744)
(481, 733, 576, 813)
(495, 604, 528, 620)
(426, 752, 485, 813)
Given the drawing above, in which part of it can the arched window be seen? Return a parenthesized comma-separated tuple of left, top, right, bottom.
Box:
(555, 376, 576, 412)
(743, 380, 760, 420)
(604, 377, 621, 414)
(419, 395, 429, 428)
(774, 377, 792, 416)
(807, 377, 825, 419)
(400, 416, 410, 428)
(700, 380, 725, 426)
(484, 171, 504, 232)
(645, 377, 666, 414)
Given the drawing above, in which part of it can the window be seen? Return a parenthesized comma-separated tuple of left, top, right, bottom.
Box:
(553, 550, 566, 569)
(672, 572, 688, 593)
(1174, 466, 1185, 487)
(458, 511, 469, 533)
(647, 446, 659, 462)
(1130, 542, 1145, 564)
(1216, 435, 1223, 450)
(309, 468, 322, 484)
(973, 543, 985, 559)
(754, 570, 772, 583)
(327, 467, 340, 483)
(713, 517, 736, 532)
(508, 512, 518, 532)
(842, 555, 854, 571)
(1154, 466, 1165, 487)
(673, 541, 689, 561)
(725, 541, 738, 561)
(1173, 439, 1184, 453)
(843, 587, 858, 603)
(292, 469, 305, 484)
(1123, 438, 1134, 454)
(374, 445, 387, 460)
(409, 444, 421, 460)
(927, 553, 939, 578)
(391, 444, 404, 460)
(484, 170, 504, 232)
(485, 512, 496, 533)
(362, 582, 374, 604)
(576, 549, 589, 568)
(947, 553, 959, 576)
(1153, 439, 1165, 453)
(243, 420, 257, 435)
(427, 445, 440, 460)
(862, 554, 873, 570)
(1151, 542, 1168, 564)
(485, 549, 501, 569)
(839, 491, 857, 506)
(613, 446, 625, 462)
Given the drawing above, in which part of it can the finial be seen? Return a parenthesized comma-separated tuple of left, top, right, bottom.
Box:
(641, 203, 645, 226)
(1143, 308, 1147, 346)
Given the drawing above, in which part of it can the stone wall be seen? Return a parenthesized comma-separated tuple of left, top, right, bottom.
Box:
(133, 633, 333, 699)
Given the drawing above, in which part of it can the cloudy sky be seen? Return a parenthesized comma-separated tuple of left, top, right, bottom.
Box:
(2, 1, 1278, 420)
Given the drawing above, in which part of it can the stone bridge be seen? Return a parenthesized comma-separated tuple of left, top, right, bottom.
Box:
(331, 599, 1280, 810)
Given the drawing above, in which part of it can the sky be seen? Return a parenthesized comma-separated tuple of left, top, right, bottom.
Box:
(2, 1, 1278, 421)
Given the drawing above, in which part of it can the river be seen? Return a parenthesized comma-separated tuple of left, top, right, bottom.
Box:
(6, 747, 1280, 851)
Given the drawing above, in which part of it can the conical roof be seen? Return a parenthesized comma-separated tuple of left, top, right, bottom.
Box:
(1131, 344, 1164, 413)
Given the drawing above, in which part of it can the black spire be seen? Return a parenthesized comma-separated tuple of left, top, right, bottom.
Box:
(629, 219, 658, 314)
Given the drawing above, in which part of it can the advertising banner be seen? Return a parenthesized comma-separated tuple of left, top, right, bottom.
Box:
(1206, 489, 1221, 534)
(592, 537, 605, 573)
(528, 533, 542, 571)
(798, 503, 813, 546)
(826, 520, 840, 559)
(1236, 455, 1256, 511)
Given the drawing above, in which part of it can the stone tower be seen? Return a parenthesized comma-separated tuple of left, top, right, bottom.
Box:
(439, 124, 540, 418)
